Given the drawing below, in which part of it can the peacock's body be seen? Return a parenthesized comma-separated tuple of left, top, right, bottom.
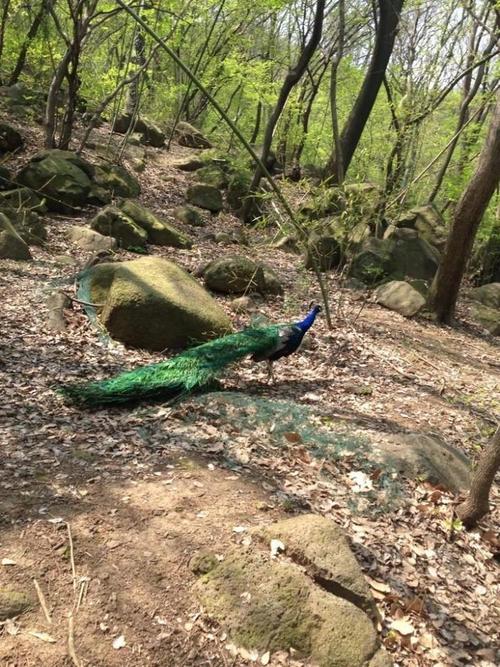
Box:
(60, 304, 321, 407)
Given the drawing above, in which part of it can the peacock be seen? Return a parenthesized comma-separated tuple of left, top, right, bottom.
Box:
(59, 303, 321, 407)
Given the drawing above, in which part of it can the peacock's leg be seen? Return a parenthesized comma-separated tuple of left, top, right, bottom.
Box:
(267, 360, 275, 384)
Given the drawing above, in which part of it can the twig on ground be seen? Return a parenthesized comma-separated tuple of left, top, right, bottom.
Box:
(67, 523, 77, 591)
(68, 612, 82, 667)
(33, 578, 52, 624)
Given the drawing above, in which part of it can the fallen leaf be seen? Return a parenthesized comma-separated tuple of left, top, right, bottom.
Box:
(112, 635, 126, 649)
(5, 619, 19, 636)
(261, 651, 270, 665)
(390, 618, 415, 636)
(1, 558, 17, 566)
(232, 526, 247, 533)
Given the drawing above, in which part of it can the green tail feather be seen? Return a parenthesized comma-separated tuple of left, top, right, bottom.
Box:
(59, 325, 281, 407)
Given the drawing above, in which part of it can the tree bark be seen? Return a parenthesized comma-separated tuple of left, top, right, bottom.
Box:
(325, 0, 404, 182)
(327, 0, 345, 184)
(457, 426, 500, 528)
(428, 91, 500, 323)
(0, 0, 11, 79)
(8, 0, 51, 86)
(240, 0, 326, 222)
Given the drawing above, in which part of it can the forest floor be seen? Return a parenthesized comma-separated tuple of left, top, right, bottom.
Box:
(0, 122, 499, 667)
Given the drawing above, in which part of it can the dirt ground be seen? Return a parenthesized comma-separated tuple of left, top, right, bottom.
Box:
(0, 123, 499, 666)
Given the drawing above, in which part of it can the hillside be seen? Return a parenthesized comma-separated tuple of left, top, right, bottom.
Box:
(0, 111, 499, 667)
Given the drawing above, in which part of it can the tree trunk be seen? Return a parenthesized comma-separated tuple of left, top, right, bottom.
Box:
(125, 30, 146, 115)
(240, 0, 326, 222)
(428, 91, 500, 323)
(457, 426, 500, 528)
(326, 0, 345, 184)
(8, 0, 50, 86)
(0, 0, 12, 79)
(325, 0, 404, 182)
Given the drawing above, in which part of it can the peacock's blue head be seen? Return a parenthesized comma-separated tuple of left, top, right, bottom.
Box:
(308, 301, 322, 315)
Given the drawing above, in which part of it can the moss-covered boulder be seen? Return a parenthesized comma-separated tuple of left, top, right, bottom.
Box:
(68, 225, 117, 252)
(173, 205, 205, 227)
(90, 205, 148, 248)
(118, 200, 192, 248)
(0, 588, 33, 620)
(374, 280, 426, 317)
(93, 162, 140, 198)
(81, 256, 231, 350)
(0, 212, 31, 259)
(195, 515, 388, 667)
(469, 282, 500, 309)
(305, 232, 342, 271)
(16, 154, 92, 212)
(196, 165, 228, 189)
(256, 515, 377, 620)
(0, 187, 46, 213)
(171, 121, 212, 149)
(0, 206, 46, 245)
(30, 149, 95, 178)
(470, 303, 500, 335)
(227, 171, 251, 211)
(0, 122, 23, 154)
(186, 183, 223, 212)
(204, 255, 283, 295)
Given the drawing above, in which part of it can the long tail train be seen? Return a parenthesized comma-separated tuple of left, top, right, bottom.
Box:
(59, 326, 281, 407)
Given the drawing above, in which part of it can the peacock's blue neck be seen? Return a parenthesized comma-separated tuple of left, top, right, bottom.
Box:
(296, 305, 320, 333)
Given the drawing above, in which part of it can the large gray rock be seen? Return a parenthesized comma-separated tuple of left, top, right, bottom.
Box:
(80, 256, 232, 351)
(374, 281, 426, 317)
(390, 236, 440, 281)
(469, 283, 500, 309)
(396, 204, 446, 249)
(0, 212, 31, 259)
(186, 183, 223, 212)
(171, 121, 211, 149)
(195, 514, 389, 667)
(0, 122, 23, 154)
(373, 433, 470, 492)
(90, 205, 147, 248)
(68, 225, 117, 252)
(30, 149, 95, 178)
(350, 238, 394, 285)
(112, 114, 165, 147)
(204, 255, 283, 295)
(16, 153, 92, 213)
(470, 303, 500, 335)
